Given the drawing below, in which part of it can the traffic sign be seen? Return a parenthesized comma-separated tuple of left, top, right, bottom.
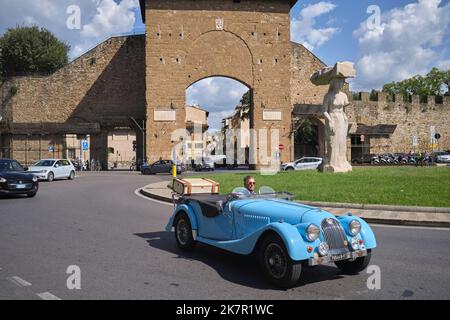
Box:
(82, 140, 89, 151)
(48, 145, 54, 152)
(279, 144, 285, 151)
(435, 133, 441, 140)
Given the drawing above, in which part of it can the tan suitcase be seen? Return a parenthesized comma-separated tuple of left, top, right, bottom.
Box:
(173, 178, 220, 195)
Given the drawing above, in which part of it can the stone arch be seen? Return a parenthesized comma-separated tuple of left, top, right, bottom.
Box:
(184, 30, 254, 89)
(293, 116, 326, 159)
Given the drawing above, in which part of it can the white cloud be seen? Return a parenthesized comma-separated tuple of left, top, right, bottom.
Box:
(0, 0, 140, 60)
(353, 0, 450, 91)
(436, 59, 450, 70)
(291, 1, 339, 51)
(186, 77, 249, 131)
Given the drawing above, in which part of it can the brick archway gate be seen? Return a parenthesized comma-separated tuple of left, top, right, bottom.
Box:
(141, 0, 296, 166)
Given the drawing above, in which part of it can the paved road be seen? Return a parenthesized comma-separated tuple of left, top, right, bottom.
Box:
(1, 172, 449, 300)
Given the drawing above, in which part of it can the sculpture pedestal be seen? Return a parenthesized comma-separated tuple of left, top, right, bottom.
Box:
(320, 163, 352, 173)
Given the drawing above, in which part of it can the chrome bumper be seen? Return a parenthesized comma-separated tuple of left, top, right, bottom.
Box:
(308, 250, 367, 266)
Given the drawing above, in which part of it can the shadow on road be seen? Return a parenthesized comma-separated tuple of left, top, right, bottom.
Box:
(135, 231, 345, 290)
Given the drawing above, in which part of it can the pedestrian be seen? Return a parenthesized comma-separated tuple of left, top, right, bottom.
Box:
(91, 158, 96, 171)
(85, 160, 90, 171)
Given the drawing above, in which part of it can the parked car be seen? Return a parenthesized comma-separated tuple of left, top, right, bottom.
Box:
(141, 160, 184, 175)
(29, 159, 76, 182)
(0, 159, 39, 197)
(166, 186, 376, 288)
(434, 151, 450, 163)
(281, 157, 323, 171)
(352, 154, 375, 164)
(194, 157, 216, 172)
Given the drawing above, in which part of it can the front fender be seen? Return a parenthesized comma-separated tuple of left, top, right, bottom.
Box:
(267, 222, 313, 261)
(165, 204, 198, 232)
(337, 215, 377, 249)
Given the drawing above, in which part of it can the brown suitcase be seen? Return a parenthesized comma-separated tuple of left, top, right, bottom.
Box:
(173, 178, 220, 195)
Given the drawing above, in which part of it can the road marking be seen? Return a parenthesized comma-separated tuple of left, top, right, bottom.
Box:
(7, 276, 32, 287)
(372, 224, 450, 231)
(37, 292, 62, 300)
(134, 188, 172, 207)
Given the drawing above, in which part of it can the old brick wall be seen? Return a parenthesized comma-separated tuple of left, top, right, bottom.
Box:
(0, 35, 146, 165)
(144, 0, 294, 165)
(347, 93, 450, 154)
(290, 42, 329, 105)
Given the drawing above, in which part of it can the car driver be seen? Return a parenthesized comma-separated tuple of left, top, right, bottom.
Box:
(244, 176, 256, 194)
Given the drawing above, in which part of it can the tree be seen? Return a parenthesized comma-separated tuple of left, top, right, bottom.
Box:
(382, 67, 450, 99)
(235, 90, 251, 121)
(0, 25, 69, 78)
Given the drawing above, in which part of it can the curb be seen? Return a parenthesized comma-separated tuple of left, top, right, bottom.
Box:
(299, 201, 450, 214)
(140, 188, 173, 204)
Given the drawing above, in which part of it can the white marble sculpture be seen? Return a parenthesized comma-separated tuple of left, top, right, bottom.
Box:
(310, 62, 356, 173)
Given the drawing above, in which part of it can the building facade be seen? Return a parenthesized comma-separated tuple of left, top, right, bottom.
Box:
(1, 0, 449, 167)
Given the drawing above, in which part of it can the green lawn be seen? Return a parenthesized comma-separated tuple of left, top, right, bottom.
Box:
(192, 167, 450, 207)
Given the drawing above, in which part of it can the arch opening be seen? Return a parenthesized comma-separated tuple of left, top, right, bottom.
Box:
(182, 76, 253, 169)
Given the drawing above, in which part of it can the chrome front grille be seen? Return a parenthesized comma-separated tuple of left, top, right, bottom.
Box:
(321, 218, 350, 255)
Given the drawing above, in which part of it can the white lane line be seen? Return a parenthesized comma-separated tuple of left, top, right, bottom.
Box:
(134, 188, 172, 207)
(37, 292, 62, 300)
(7, 276, 32, 287)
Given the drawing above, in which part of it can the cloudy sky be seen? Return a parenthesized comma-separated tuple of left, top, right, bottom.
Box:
(1, 0, 449, 129)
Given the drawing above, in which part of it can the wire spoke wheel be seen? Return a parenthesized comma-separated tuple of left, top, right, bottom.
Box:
(264, 243, 288, 280)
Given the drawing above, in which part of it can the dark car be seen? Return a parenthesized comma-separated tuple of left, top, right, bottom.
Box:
(0, 159, 39, 198)
(141, 160, 184, 175)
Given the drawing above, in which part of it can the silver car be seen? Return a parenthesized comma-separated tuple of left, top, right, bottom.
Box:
(435, 152, 450, 163)
(282, 157, 323, 171)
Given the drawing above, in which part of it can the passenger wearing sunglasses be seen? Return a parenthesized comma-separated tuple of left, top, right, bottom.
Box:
(244, 176, 257, 194)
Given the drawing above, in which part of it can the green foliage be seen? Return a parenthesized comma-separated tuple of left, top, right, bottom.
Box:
(10, 85, 17, 96)
(382, 67, 450, 98)
(0, 25, 69, 77)
(235, 90, 251, 121)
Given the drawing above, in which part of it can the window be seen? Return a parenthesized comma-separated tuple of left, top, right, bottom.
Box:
(12, 161, 23, 171)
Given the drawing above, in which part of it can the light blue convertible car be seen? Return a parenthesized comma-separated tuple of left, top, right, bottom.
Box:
(166, 187, 377, 288)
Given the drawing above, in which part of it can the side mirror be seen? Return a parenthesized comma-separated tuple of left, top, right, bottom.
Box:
(23, 167, 29, 171)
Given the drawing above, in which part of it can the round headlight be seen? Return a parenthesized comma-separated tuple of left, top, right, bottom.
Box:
(306, 224, 320, 242)
(32, 176, 38, 182)
(349, 220, 361, 236)
(318, 242, 329, 257)
(0, 177, 7, 183)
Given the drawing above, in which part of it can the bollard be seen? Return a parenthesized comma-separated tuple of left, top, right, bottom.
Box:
(172, 164, 177, 178)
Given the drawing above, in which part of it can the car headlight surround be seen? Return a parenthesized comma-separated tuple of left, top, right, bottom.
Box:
(318, 242, 329, 256)
(0, 177, 7, 183)
(38, 170, 47, 174)
(306, 224, 320, 242)
(349, 220, 361, 236)
(32, 176, 38, 182)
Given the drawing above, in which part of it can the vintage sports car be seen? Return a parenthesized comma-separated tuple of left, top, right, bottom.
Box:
(166, 186, 377, 288)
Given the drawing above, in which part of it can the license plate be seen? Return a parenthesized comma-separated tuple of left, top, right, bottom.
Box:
(330, 253, 350, 262)
(16, 184, 27, 189)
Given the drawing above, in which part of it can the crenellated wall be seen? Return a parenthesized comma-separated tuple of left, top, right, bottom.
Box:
(347, 92, 450, 153)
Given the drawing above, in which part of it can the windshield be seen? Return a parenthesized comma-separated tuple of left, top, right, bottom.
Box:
(229, 186, 293, 201)
(33, 160, 55, 167)
(0, 160, 23, 172)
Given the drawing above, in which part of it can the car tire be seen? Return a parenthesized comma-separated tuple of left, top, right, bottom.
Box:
(286, 167, 294, 171)
(174, 212, 197, 251)
(68, 171, 75, 180)
(259, 234, 302, 289)
(47, 172, 54, 182)
(335, 250, 372, 275)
